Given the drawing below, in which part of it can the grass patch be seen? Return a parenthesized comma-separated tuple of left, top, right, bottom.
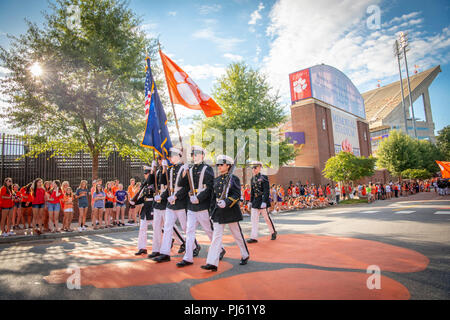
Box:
(338, 198, 368, 205)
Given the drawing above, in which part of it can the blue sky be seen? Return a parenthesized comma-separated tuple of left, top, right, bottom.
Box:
(0, 0, 449, 135)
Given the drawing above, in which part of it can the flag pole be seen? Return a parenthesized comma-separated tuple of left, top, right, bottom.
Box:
(158, 41, 184, 153)
(145, 51, 159, 164)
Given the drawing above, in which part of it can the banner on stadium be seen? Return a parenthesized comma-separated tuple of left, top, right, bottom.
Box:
(289, 64, 365, 119)
(331, 108, 360, 156)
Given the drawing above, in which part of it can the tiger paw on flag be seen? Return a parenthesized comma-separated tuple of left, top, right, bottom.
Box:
(159, 50, 223, 118)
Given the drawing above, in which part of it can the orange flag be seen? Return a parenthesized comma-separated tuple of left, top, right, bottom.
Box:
(159, 50, 223, 118)
(436, 161, 450, 178)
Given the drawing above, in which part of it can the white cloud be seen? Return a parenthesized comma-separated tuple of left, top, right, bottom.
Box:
(183, 64, 226, 80)
(223, 53, 243, 61)
(168, 11, 177, 17)
(198, 4, 222, 15)
(262, 0, 450, 103)
(249, 3, 265, 25)
(192, 28, 244, 51)
(0, 66, 10, 75)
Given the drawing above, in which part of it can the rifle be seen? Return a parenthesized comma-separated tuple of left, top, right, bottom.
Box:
(218, 141, 248, 202)
(186, 165, 196, 197)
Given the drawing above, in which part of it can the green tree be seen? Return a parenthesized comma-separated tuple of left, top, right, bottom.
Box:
(436, 125, 450, 161)
(414, 139, 442, 175)
(198, 62, 296, 184)
(0, 0, 162, 179)
(376, 130, 419, 178)
(401, 168, 432, 180)
(322, 151, 376, 184)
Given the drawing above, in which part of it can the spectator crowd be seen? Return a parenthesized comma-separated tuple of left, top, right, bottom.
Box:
(0, 177, 143, 237)
(1, 176, 448, 237)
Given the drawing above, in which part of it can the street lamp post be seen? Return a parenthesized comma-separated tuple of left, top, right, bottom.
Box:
(394, 40, 408, 135)
(399, 32, 418, 139)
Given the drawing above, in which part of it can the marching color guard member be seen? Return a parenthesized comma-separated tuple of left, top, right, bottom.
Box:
(177, 146, 225, 267)
(150, 156, 185, 258)
(131, 164, 156, 255)
(153, 147, 200, 262)
(247, 160, 277, 243)
(201, 155, 249, 272)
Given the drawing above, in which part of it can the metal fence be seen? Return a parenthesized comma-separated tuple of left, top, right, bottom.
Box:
(0, 133, 148, 188)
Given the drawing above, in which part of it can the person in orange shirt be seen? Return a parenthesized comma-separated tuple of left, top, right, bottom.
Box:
(11, 184, 21, 232)
(48, 180, 64, 233)
(43, 181, 52, 232)
(60, 181, 70, 231)
(112, 179, 119, 225)
(104, 181, 115, 228)
(1, 178, 14, 236)
(63, 187, 75, 232)
(127, 178, 136, 224)
(19, 183, 33, 230)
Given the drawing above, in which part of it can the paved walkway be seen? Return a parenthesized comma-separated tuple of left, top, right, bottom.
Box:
(1, 191, 445, 244)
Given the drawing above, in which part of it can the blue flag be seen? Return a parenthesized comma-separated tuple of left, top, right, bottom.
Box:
(141, 57, 173, 158)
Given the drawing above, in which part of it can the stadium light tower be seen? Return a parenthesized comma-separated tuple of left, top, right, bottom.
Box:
(399, 32, 418, 139)
(393, 40, 408, 135)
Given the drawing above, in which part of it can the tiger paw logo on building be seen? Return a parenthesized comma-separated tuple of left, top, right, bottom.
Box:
(293, 78, 308, 93)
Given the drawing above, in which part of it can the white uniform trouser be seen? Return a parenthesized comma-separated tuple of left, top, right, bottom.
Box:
(160, 208, 187, 256)
(183, 210, 214, 263)
(137, 217, 153, 250)
(153, 208, 185, 253)
(206, 222, 249, 267)
(250, 208, 275, 240)
(152, 209, 165, 253)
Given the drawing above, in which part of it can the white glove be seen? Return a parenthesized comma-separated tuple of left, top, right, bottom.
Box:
(129, 201, 135, 206)
(162, 160, 168, 167)
(168, 195, 176, 204)
(261, 202, 267, 209)
(182, 163, 189, 171)
(154, 195, 161, 202)
(151, 160, 157, 170)
(217, 200, 226, 208)
(190, 195, 199, 204)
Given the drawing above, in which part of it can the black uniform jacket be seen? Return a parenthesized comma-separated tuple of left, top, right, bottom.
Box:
(153, 166, 168, 211)
(133, 174, 155, 220)
(160, 163, 189, 211)
(250, 173, 270, 209)
(187, 163, 215, 212)
(210, 174, 243, 224)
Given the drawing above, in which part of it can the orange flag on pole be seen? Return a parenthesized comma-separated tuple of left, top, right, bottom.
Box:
(436, 161, 450, 178)
(159, 50, 223, 118)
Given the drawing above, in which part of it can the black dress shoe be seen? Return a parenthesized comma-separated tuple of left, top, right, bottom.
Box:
(178, 243, 186, 254)
(240, 256, 250, 265)
(219, 248, 226, 260)
(147, 252, 160, 259)
(135, 249, 147, 255)
(271, 232, 277, 240)
(200, 264, 218, 272)
(153, 254, 170, 263)
(247, 238, 258, 244)
(176, 260, 193, 267)
(193, 244, 201, 257)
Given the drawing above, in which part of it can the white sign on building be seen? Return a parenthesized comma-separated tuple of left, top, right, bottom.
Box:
(331, 108, 361, 156)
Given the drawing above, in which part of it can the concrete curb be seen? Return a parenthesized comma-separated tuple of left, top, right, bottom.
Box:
(0, 225, 139, 245)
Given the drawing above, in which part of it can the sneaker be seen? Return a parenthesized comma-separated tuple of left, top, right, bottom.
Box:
(8, 231, 16, 236)
(78, 227, 83, 232)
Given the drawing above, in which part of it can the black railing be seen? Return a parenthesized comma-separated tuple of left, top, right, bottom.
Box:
(0, 133, 147, 188)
